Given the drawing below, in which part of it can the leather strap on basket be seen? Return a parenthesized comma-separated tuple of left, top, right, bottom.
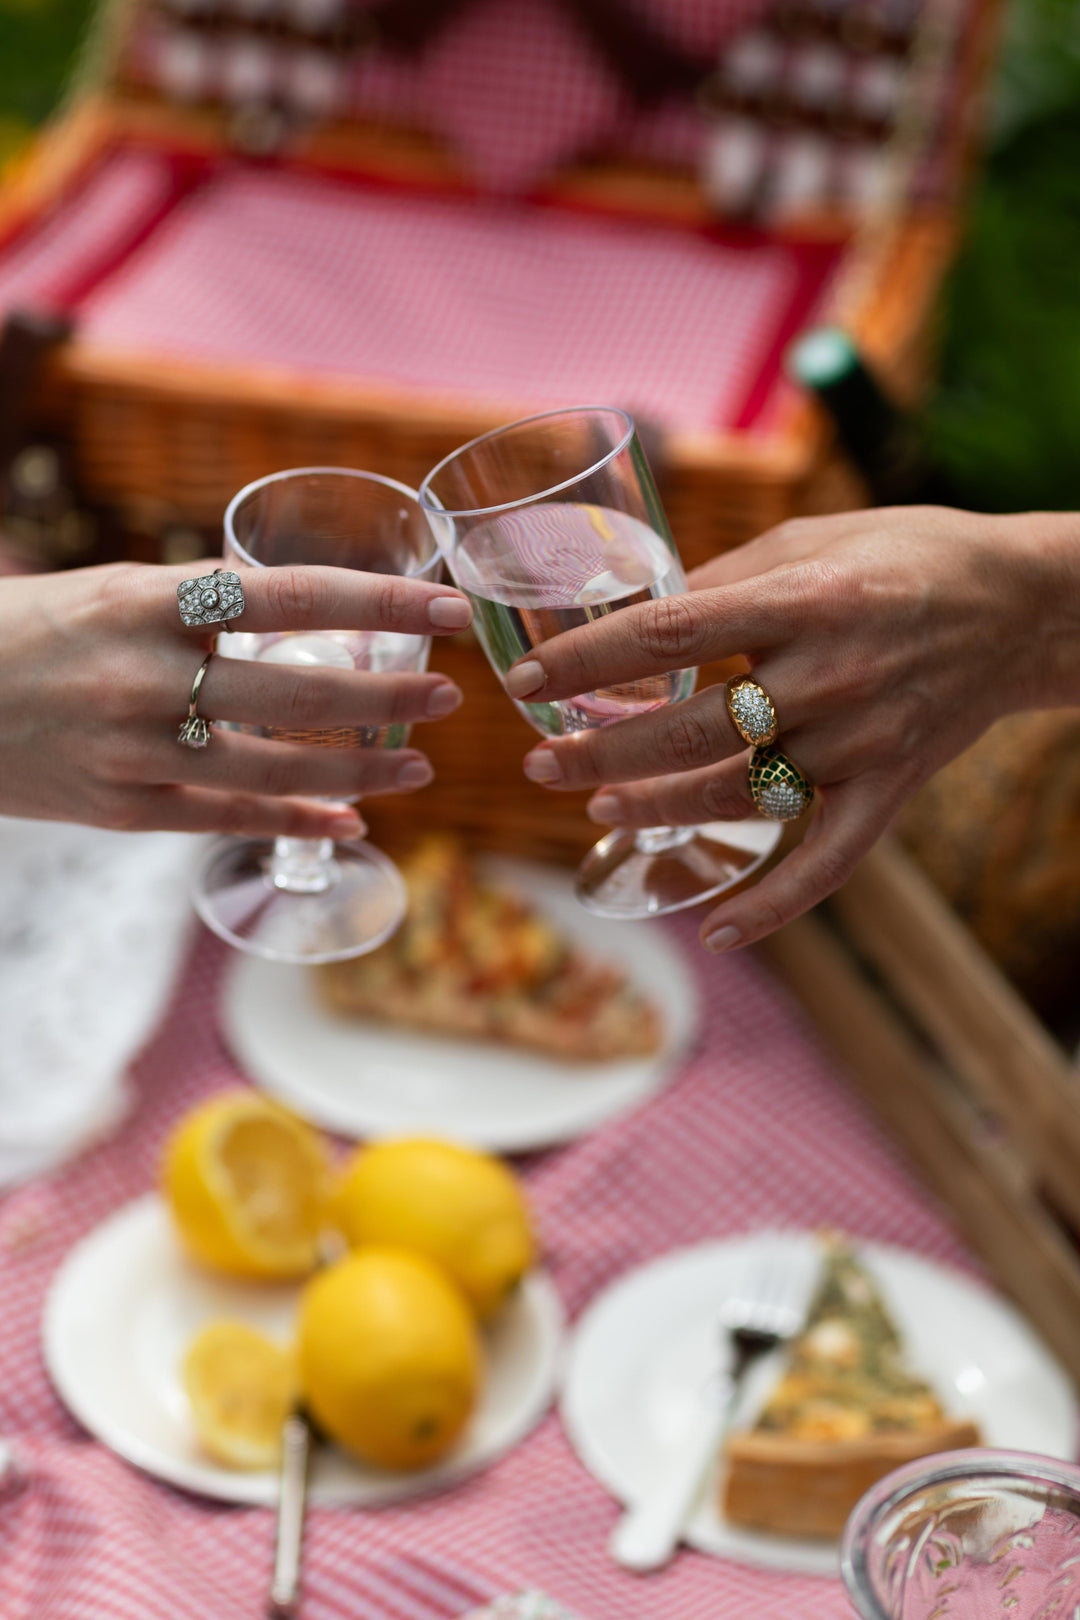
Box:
(369, 0, 709, 103)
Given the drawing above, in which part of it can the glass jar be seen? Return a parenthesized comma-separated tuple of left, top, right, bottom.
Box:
(841, 1449, 1080, 1620)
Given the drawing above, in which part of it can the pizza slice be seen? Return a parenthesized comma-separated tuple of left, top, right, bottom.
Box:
(316, 836, 661, 1062)
(721, 1235, 981, 1539)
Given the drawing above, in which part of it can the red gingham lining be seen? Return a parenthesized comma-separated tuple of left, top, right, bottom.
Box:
(0, 918, 978, 1620)
(0, 148, 205, 318)
(72, 161, 837, 434)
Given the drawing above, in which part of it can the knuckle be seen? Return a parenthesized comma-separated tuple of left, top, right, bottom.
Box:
(640, 595, 700, 663)
(700, 771, 748, 819)
(280, 673, 326, 731)
(267, 568, 322, 626)
(95, 791, 145, 832)
(215, 794, 255, 837)
(376, 578, 410, 631)
(91, 563, 145, 624)
(95, 730, 143, 784)
(751, 890, 790, 938)
(261, 750, 304, 797)
(663, 709, 715, 772)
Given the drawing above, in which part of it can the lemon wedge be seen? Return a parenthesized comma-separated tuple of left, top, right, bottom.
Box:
(183, 1320, 296, 1470)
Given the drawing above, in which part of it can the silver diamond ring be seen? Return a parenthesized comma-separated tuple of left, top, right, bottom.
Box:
(177, 567, 245, 630)
(725, 674, 779, 748)
(178, 652, 215, 749)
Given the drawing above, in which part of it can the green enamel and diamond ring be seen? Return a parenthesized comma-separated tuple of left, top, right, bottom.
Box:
(748, 745, 813, 821)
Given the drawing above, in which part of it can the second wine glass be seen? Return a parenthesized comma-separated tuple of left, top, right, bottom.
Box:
(194, 467, 439, 964)
(419, 407, 782, 920)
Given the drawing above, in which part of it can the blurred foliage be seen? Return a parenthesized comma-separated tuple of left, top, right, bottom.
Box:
(927, 106, 1080, 512)
(0, 0, 1077, 512)
(0, 0, 88, 160)
(920, 0, 1080, 511)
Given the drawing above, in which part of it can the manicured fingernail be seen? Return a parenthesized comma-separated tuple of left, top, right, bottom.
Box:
(588, 793, 622, 824)
(505, 660, 545, 699)
(397, 759, 434, 790)
(524, 749, 561, 784)
(328, 812, 365, 837)
(704, 924, 742, 953)
(425, 683, 463, 718)
(428, 596, 472, 630)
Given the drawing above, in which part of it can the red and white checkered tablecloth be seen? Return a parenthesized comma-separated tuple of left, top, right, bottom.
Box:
(0, 914, 977, 1620)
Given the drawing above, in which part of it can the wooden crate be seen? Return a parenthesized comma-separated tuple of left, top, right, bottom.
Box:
(763, 836, 1080, 1386)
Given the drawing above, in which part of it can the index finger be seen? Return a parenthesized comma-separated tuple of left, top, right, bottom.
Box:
(503, 575, 789, 703)
(155, 562, 472, 637)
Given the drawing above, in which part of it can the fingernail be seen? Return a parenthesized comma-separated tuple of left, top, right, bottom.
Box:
(588, 793, 622, 824)
(425, 683, 463, 718)
(328, 812, 365, 837)
(505, 660, 545, 699)
(397, 759, 434, 790)
(524, 750, 561, 784)
(704, 924, 742, 953)
(428, 596, 472, 630)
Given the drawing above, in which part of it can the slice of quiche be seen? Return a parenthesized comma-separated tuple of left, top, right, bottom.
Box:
(316, 836, 661, 1062)
(722, 1236, 980, 1539)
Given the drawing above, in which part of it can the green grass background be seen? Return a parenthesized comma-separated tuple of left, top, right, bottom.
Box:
(0, 0, 1077, 514)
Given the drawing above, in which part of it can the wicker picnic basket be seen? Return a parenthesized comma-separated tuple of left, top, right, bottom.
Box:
(0, 0, 1002, 859)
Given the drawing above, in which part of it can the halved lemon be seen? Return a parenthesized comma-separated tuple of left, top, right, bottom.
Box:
(163, 1092, 330, 1279)
(182, 1320, 296, 1470)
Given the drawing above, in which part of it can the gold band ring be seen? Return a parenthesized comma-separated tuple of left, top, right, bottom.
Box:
(178, 652, 215, 749)
(748, 745, 813, 821)
(726, 675, 779, 748)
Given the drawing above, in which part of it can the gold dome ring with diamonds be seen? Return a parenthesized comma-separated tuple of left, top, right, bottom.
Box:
(748, 745, 813, 822)
(725, 674, 779, 748)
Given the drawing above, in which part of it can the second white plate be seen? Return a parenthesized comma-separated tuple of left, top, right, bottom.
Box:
(44, 1194, 564, 1507)
(222, 859, 700, 1152)
(560, 1232, 1078, 1577)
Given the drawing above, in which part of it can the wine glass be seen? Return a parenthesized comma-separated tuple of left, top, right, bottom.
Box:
(419, 407, 782, 920)
(193, 467, 439, 963)
(841, 1449, 1080, 1620)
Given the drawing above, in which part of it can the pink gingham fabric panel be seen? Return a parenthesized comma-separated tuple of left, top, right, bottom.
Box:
(0, 916, 975, 1620)
(0, 148, 179, 318)
(78, 165, 808, 434)
(346, 0, 771, 192)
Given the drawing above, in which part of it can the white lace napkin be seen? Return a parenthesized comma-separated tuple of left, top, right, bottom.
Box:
(0, 817, 198, 1190)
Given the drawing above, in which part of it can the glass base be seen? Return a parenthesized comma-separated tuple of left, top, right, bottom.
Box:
(193, 837, 407, 964)
(575, 819, 784, 920)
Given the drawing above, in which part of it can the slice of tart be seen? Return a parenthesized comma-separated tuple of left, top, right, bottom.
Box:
(316, 836, 661, 1062)
(721, 1236, 980, 1539)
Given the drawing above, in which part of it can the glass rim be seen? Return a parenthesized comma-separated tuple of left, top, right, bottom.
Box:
(223, 466, 440, 578)
(418, 405, 635, 521)
(840, 1447, 1080, 1620)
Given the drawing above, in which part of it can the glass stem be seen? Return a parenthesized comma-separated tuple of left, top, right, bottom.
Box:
(269, 837, 337, 894)
(634, 826, 697, 856)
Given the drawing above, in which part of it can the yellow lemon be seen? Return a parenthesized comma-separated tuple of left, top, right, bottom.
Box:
(182, 1320, 296, 1470)
(297, 1247, 480, 1470)
(163, 1092, 330, 1279)
(334, 1137, 535, 1320)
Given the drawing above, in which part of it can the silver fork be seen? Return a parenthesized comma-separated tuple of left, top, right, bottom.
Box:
(608, 1239, 815, 1572)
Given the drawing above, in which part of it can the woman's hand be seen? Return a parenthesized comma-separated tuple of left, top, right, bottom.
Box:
(0, 559, 472, 837)
(504, 507, 1080, 951)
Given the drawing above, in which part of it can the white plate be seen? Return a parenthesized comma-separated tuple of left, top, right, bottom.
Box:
(560, 1232, 1078, 1577)
(222, 858, 700, 1152)
(44, 1194, 563, 1507)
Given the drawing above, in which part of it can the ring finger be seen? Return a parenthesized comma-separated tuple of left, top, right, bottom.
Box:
(184, 651, 463, 732)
